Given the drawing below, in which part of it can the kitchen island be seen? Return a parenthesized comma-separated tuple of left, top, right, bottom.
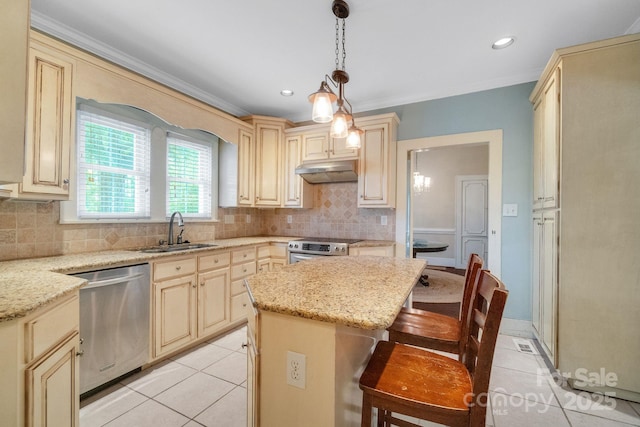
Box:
(245, 255, 426, 427)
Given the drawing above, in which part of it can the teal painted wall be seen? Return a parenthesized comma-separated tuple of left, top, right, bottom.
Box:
(363, 81, 536, 320)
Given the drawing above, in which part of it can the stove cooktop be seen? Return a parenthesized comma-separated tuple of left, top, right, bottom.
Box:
(294, 237, 363, 244)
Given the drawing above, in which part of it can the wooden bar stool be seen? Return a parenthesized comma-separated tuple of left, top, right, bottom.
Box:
(359, 270, 508, 427)
(387, 254, 483, 356)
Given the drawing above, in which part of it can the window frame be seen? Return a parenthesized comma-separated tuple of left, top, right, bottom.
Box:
(60, 100, 219, 224)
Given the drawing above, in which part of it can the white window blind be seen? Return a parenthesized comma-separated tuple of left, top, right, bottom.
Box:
(166, 133, 212, 218)
(76, 105, 151, 219)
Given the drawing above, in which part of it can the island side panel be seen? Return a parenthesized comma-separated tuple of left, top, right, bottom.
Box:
(260, 311, 337, 426)
(259, 311, 384, 427)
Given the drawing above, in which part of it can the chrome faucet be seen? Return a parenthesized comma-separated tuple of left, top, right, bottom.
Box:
(167, 211, 184, 245)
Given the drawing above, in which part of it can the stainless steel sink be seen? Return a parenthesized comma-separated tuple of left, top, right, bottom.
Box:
(136, 243, 217, 253)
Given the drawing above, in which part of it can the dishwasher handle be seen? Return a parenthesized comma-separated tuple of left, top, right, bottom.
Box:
(82, 273, 145, 289)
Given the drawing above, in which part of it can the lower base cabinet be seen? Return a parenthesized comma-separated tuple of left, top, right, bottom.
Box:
(0, 292, 80, 427)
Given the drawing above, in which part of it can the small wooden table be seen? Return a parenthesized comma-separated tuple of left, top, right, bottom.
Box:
(412, 241, 449, 258)
(412, 241, 449, 286)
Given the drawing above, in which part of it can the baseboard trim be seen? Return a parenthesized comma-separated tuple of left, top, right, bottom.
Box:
(499, 318, 533, 338)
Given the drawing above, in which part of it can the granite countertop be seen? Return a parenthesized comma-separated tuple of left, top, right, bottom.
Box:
(246, 256, 426, 330)
(0, 237, 393, 323)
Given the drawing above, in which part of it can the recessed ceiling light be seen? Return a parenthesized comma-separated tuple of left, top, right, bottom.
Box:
(492, 36, 516, 49)
(280, 89, 294, 96)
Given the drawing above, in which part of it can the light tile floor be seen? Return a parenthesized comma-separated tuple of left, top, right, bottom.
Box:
(80, 328, 640, 427)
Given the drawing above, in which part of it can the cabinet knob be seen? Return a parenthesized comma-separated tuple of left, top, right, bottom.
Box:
(76, 350, 84, 357)
(176, 266, 181, 271)
(191, 281, 196, 288)
(200, 281, 204, 286)
(63, 178, 70, 184)
(214, 258, 219, 263)
(242, 343, 248, 349)
(243, 268, 247, 273)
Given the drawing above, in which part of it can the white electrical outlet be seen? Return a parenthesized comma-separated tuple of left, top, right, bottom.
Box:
(286, 351, 306, 389)
(287, 215, 293, 224)
(246, 214, 251, 224)
(380, 215, 387, 226)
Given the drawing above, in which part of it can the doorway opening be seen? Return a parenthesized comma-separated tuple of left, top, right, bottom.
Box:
(395, 130, 502, 276)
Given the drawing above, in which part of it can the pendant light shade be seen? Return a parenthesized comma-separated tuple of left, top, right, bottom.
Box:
(309, 82, 337, 123)
(346, 123, 363, 149)
(330, 105, 351, 138)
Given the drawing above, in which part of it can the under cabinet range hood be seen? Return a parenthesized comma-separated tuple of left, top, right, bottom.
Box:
(295, 160, 358, 184)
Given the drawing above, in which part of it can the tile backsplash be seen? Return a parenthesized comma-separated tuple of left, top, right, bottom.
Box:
(0, 183, 395, 261)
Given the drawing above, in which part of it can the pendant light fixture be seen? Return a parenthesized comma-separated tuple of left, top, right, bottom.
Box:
(308, 0, 363, 148)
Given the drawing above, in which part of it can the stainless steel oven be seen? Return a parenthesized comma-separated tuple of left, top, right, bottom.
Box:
(287, 237, 362, 264)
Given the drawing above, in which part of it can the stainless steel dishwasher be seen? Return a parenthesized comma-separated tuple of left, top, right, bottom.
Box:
(74, 263, 150, 396)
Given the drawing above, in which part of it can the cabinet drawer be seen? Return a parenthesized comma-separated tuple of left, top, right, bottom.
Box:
(230, 292, 249, 323)
(153, 257, 196, 281)
(270, 244, 287, 258)
(231, 261, 257, 280)
(231, 279, 249, 296)
(257, 245, 270, 259)
(232, 247, 256, 264)
(199, 251, 230, 271)
(24, 294, 79, 363)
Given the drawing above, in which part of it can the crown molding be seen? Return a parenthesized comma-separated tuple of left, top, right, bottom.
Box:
(30, 11, 250, 118)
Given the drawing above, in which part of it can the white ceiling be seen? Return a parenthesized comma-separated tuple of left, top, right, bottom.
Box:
(31, 0, 640, 123)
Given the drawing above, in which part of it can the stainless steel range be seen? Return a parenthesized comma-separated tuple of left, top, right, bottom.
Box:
(288, 237, 363, 264)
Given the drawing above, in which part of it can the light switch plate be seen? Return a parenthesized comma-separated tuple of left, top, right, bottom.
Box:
(502, 204, 518, 217)
(381, 215, 387, 225)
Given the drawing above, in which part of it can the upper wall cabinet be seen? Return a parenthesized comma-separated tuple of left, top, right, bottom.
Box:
(241, 116, 293, 207)
(0, 0, 29, 184)
(1, 36, 75, 200)
(532, 69, 560, 210)
(297, 129, 358, 163)
(357, 113, 399, 208)
(283, 134, 313, 208)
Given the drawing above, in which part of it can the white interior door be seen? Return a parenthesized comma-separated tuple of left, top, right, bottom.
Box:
(455, 175, 488, 268)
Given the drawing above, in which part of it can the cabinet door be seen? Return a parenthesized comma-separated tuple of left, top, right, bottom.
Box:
(21, 44, 74, 198)
(301, 131, 330, 162)
(231, 292, 250, 323)
(283, 135, 312, 208)
(329, 136, 358, 159)
(238, 129, 255, 206)
(154, 275, 197, 357)
(532, 99, 545, 209)
(25, 332, 79, 427)
(198, 268, 230, 337)
(0, 0, 29, 184)
(357, 121, 394, 207)
(542, 71, 560, 209)
(541, 211, 558, 359)
(531, 214, 543, 335)
(255, 122, 282, 206)
(257, 258, 270, 274)
(247, 330, 259, 427)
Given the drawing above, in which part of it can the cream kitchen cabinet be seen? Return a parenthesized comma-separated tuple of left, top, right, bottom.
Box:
(257, 243, 288, 273)
(357, 113, 399, 208)
(153, 251, 233, 359)
(197, 251, 231, 337)
(283, 135, 313, 208)
(531, 211, 557, 360)
(242, 116, 293, 207)
(0, 292, 80, 427)
(532, 69, 559, 210)
(1, 35, 75, 200)
(237, 128, 255, 206)
(530, 34, 640, 401)
(230, 246, 257, 323)
(297, 129, 358, 163)
(349, 244, 395, 257)
(0, 0, 29, 185)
